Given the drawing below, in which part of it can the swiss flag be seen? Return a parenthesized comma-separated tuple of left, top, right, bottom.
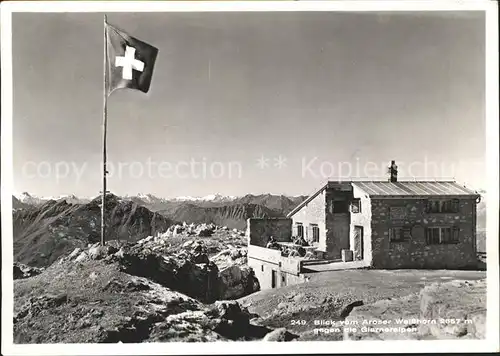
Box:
(105, 21, 158, 94)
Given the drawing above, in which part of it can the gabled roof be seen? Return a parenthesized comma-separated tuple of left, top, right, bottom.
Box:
(287, 180, 479, 217)
(286, 182, 329, 218)
(353, 181, 479, 197)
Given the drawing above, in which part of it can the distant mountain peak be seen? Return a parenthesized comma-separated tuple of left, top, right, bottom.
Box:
(15, 192, 91, 206)
(172, 194, 237, 202)
(134, 193, 162, 203)
(17, 192, 44, 205)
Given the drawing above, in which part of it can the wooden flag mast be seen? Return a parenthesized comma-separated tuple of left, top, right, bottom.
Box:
(101, 14, 108, 246)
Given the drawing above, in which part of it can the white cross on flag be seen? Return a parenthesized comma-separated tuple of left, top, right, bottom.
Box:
(105, 21, 158, 94)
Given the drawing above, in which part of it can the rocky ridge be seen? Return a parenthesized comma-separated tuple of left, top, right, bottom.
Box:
(14, 261, 271, 343)
(53, 226, 255, 303)
(14, 233, 298, 343)
(13, 194, 175, 268)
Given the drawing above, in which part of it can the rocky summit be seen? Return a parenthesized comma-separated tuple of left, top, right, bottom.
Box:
(14, 234, 297, 343)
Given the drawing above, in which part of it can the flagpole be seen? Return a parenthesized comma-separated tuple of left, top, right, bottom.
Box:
(101, 14, 108, 246)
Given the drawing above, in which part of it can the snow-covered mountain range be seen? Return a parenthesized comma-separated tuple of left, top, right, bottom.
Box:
(129, 193, 237, 203)
(171, 194, 237, 202)
(15, 192, 252, 205)
(15, 192, 92, 206)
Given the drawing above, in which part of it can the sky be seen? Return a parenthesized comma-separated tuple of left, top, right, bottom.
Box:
(12, 11, 486, 198)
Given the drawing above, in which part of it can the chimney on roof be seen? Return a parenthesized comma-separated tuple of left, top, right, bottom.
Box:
(388, 160, 398, 182)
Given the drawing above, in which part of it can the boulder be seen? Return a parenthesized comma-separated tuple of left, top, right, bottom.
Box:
(164, 230, 173, 238)
(59, 244, 118, 265)
(112, 245, 221, 303)
(211, 300, 251, 324)
(106, 245, 119, 255)
(263, 328, 297, 341)
(219, 265, 260, 300)
(191, 253, 210, 265)
(343, 279, 486, 341)
(210, 248, 248, 270)
(148, 310, 223, 342)
(74, 251, 89, 263)
(419, 279, 486, 339)
(13, 262, 44, 280)
(88, 245, 107, 260)
(343, 294, 421, 341)
(68, 248, 82, 260)
(195, 224, 214, 237)
(339, 300, 364, 318)
(293, 293, 306, 304)
(204, 300, 273, 341)
(230, 249, 242, 260)
(189, 242, 208, 255)
(467, 312, 486, 339)
(212, 249, 231, 258)
(149, 300, 265, 342)
(173, 225, 184, 236)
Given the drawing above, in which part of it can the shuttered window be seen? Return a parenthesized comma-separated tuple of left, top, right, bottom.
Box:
(389, 227, 411, 242)
(310, 224, 320, 242)
(425, 199, 460, 213)
(295, 223, 304, 238)
(426, 226, 459, 244)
